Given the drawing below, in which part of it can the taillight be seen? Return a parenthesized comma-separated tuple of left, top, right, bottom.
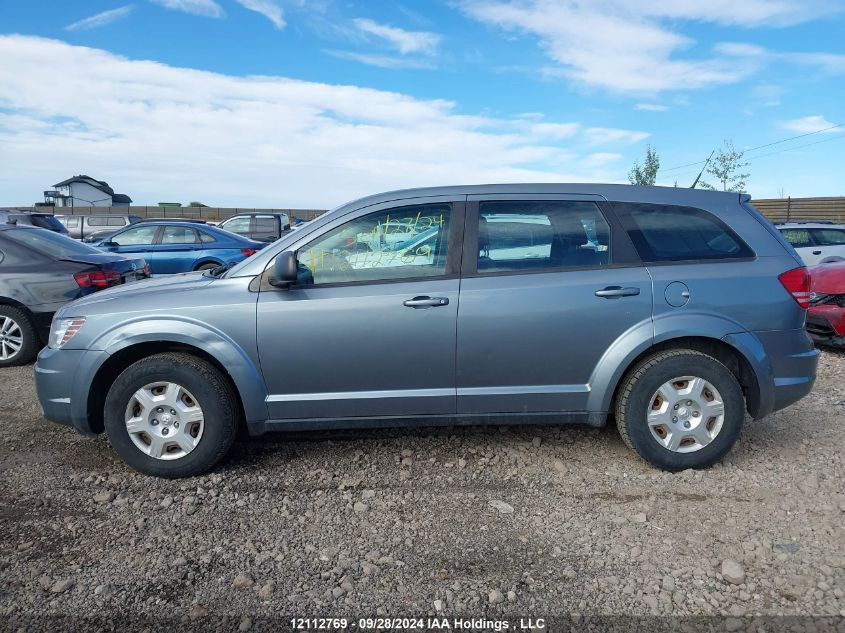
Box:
(241, 248, 257, 257)
(778, 267, 811, 308)
(74, 270, 120, 288)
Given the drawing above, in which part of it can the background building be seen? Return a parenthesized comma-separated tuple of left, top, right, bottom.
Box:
(42, 175, 132, 207)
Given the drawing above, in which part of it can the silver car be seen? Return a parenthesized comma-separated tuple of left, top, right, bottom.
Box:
(35, 184, 819, 478)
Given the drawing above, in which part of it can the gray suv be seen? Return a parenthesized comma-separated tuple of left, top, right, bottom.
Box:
(35, 184, 818, 478)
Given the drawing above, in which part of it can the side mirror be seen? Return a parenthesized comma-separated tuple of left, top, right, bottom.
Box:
(269, 251, 298, 288)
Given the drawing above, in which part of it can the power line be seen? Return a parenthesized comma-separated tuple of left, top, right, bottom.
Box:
(657, 122, 845, 174)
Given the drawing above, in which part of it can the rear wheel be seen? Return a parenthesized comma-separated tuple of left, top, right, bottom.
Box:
(0, 306, 39, 367)
(104, 353, 238, 478)
(194, 262, 219, 271)
(615, 350, 744, 470)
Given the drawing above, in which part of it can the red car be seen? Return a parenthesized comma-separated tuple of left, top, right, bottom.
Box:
(807, 261, 845, 347)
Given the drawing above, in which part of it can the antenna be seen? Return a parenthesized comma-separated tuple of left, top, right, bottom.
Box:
(691, 150, 715, 189)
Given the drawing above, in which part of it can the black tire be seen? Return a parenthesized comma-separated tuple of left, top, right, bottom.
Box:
(0, 305, 39, 367)
(104, 353, 239, 478)
(615, 349, 744, 471)
(194, 262, 219, 271)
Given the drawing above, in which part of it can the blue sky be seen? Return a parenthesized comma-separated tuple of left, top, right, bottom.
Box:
(0, 0, 843, 207)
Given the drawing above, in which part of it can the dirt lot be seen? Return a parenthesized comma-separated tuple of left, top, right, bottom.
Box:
(1, 351, 844, 631)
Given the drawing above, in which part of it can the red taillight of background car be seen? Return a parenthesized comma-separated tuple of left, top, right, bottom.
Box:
(241, 248, 257, 257)
(778, 267, 811, 308)
(74, 270, 120, 288)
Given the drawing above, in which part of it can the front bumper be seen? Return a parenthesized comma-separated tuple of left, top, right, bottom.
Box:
(35, 346, 106, 436)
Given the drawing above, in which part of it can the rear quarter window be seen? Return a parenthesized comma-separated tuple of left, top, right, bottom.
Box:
(810, 228, 845, 246)
(616, 203, 754, 263)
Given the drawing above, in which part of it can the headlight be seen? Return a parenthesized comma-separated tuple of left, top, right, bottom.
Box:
(50, 317, 86, 349)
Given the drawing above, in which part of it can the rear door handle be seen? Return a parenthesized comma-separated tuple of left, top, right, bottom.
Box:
(812, 250, 822, 255)
(595, 286, 640, 298)
(403, 296, 449, 308)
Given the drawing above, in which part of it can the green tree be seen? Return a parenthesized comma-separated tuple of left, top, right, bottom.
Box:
(628, 144, 660, 185)
(698, 140, 750, 193)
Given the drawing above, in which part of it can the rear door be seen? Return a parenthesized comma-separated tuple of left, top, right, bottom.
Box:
(251, 215, 279, 242)
(152, 225, 202, 273)
(808, 227, 845, 263)
(456, 194, 652, 415)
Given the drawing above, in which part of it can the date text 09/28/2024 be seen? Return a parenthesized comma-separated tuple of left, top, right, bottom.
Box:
(290, 617, 546, 630)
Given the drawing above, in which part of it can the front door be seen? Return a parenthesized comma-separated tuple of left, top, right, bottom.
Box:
(105, 224, 159, 260)
(257, 198, 464, 421)
(456, 195, 653, 415)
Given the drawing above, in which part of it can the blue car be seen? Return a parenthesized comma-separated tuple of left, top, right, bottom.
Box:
(92, 221, 264, 274)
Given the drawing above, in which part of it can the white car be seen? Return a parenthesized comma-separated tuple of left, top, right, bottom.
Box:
(777, 222, 845, 265)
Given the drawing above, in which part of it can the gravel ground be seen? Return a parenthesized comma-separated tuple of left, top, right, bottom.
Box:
(1, 351, 844, 632)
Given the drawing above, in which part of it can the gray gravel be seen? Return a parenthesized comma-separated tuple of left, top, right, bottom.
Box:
(1, 351, 844, 630)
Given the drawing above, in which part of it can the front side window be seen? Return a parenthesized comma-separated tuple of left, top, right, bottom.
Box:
(111, 225, 158, 246)
(779, 228, 813, 248)
(810, 228, 845, 246)
(622, 204, 753, 262)
(221, 217, 251, 234)
(476, 201, 610, 273)
(65, 217, 79, 228)
(297, 204, 451, 285)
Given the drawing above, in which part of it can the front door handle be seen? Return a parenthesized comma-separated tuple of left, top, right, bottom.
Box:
(595, 286, 640, 298)
(403, 296, 449, 308)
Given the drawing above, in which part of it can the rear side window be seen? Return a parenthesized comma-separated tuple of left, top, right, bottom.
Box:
(619, 203, 753, 262)
(198, 231, 216, 243)
(810, 228, 845, 246)
(88, 217, 108, 226)
(779, 228, 813, 248)
(476, 201, 610, 273)
(254, 216, 277, 233)
(107, 217, 127, 227)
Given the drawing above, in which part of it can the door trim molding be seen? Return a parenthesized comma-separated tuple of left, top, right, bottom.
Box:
(266, 383, 590, 402)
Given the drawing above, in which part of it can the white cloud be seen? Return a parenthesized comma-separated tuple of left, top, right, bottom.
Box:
(326, 50, 436, 70)
(66, 5, 135, 31)
(149, 0, 223, 18)
(635, 104, 669, 112)
(352, 18, 441, 56)
(781, 116, 843, 134)
(235, 0, 285, 29)
(584, 127, 650, 146)
(0, 36, 642, 207)
(459, 0, 844, 93)
(527, 122, 580, 139)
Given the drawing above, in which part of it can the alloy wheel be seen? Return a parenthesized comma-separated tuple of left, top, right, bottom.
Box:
(0, 316, 23, 361)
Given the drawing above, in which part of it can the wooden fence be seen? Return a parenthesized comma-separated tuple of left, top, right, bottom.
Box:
(6, 197, 845, 224)
(749, 197, 845, 223)
(4, 205, 329, 222)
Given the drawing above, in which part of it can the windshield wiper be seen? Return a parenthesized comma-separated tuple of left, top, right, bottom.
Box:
(208, 261, 236, 277)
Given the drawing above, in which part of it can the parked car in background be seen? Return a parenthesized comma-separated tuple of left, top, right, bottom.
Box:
(807, 261, 845, 348)
(90, 221, 264, 274)
(776, 222, 845, 265)
(218, 212, 290, 242)
(35, 184, 818, 478)
(0, 210, 69, 235)
(0, 225, 150, 367)
(57, 213, 142, 241)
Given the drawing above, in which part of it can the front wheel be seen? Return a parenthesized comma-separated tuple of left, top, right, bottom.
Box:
(0, 306, 39, 367)
(104, 353, 239, 478)
(615, 350, 744, 471)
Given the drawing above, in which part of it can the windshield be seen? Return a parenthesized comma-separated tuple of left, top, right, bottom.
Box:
(4, 227, 105, 259)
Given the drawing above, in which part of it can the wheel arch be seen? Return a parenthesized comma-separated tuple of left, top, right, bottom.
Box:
(588, 315, 769, 422)
(85, 331, 268, 434)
